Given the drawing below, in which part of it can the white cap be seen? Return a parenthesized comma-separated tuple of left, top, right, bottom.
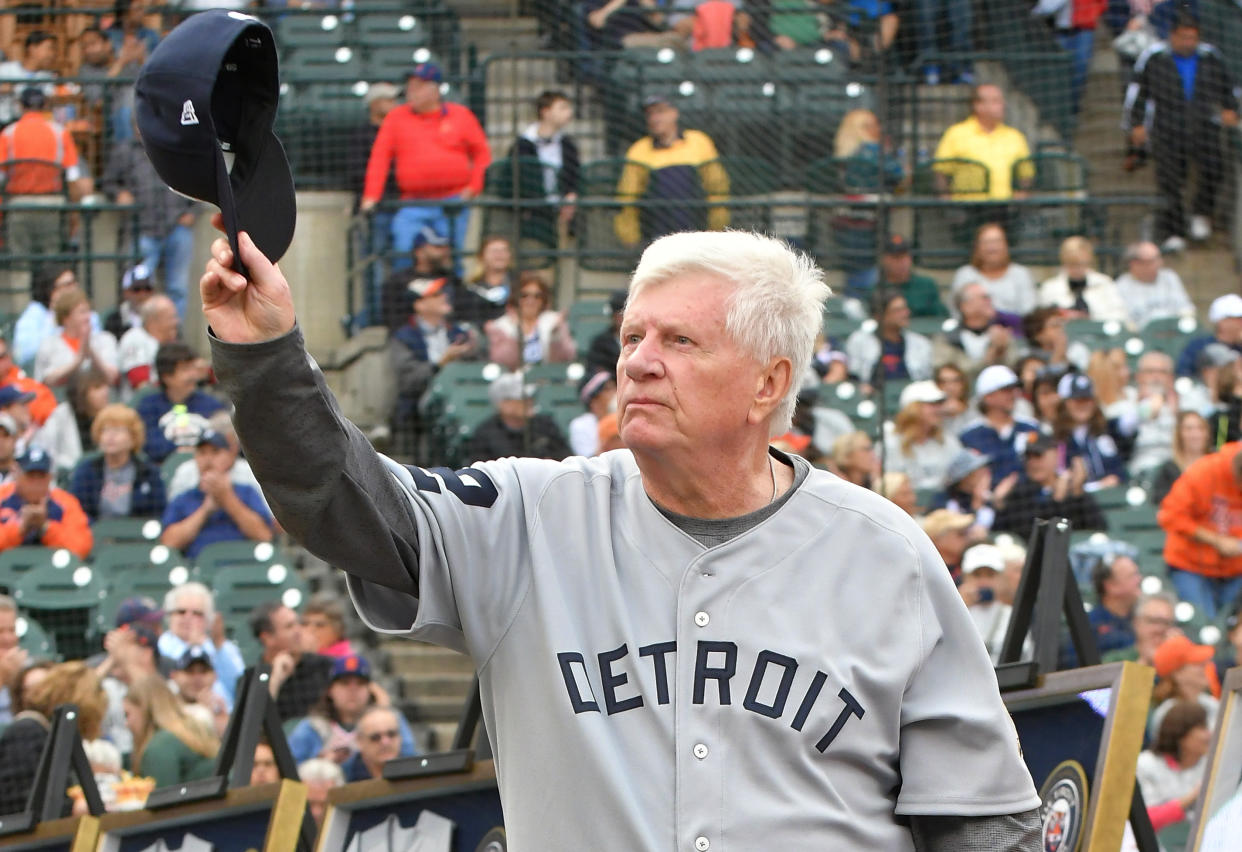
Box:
(1209, 293, 1242, 324)
(962, 544, 1005, 575)
(974, 364, 1020, 398)
(899, 380, 946, 409)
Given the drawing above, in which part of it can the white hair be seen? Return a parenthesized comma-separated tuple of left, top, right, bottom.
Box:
(164, 581, 215, 623)
(627, 230, 830, 433)
(299, 757, 346, 786)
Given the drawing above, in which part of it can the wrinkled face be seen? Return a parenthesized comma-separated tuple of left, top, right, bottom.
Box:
(98, 424, 135, 457)
(167, 593, 209, 643)
(15, 470, 50, 504)
(618, 275, 768, 460)
(645, 102, 679, 138)
(958, 284, 994, 325)
(307, 779, 334, 826)
(329, 675, 372, 719)
(1135, 601, 1174, 647)
(0, 608, 16, 652)
(357, 709, 402, 768)
(250, 743, 279, 786)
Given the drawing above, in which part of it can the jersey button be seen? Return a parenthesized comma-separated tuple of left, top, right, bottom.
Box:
(694, 837, 710, 851)
(693, 743, 708, 759)
(694, 611, 710, 627)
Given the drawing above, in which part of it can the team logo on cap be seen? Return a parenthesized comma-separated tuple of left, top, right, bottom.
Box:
(1038, 760, 1087, 852)
(180, 99, 199, 126)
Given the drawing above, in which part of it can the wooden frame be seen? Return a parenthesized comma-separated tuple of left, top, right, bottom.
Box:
(1003, 661, 1154, 852)
(1190, 666, 1242, 850)
(94, 780, 307, 852)
(0, 815, 98, 852)
(315, 760, 501, 852)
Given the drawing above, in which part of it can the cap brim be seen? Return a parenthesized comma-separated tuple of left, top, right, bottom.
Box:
(217, 130, 296, 271)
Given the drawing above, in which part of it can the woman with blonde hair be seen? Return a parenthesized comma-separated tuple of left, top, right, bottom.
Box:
(1150, 411, 1212, 506)
(70, 402, 165, 520)
(458, 235, 513, 324)
(950, 223, 1037, 317)
(34, 287, 119, 387)
(0, 661, 107, 814)
(833, 109, 903, 186)
(1086, 348, 1137, 420)
(125, 675, 218, 788)
(832, 430, 879, 489)
(485, 271, 576, 370)
(874, 471, 918, 516)
(1037, 236, 1128, 324)
(883, 381, 961, 491)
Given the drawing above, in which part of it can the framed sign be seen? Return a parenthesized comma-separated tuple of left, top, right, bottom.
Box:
(1003, 662, 1154, 852)
(315, 760, 502, 852)
(94, 780, 307, 852)
(0, 815, 98, 852)
(1190, 666, 1242, 850)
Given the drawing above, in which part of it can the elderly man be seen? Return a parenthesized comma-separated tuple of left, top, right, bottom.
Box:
(117, 293, 179, 399)
(1088, 553, 1143, 657)
(158, 581, 245, 704)
(1115, 241, 1194, 329)
(933, 281, 1016, 375)
(203, 226, 1038, 848)
(1109, 593, 1177, 666)
(299, 758, 346, 826)
(465, 372, 572, 463)
(343, 706, 405, 782)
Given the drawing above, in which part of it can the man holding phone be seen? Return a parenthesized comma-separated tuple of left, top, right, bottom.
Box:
(959, 543, 1018, 663)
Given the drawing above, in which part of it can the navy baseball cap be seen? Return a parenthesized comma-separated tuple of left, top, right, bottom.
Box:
(196, 429, 230, 451)
(16, 446, 52, 473)
(1057, 372, 1095, 400)
(331, 653, 372, 682)
(412, 225, 449, 251)
(135, 10, 295, 273)
(407, 61, 442, 83)
(116, 596, 163, 627)
(0, 385, 35, 408)
(178, 645, 215, 671)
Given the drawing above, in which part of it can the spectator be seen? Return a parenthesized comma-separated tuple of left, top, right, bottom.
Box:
(96, 612, 162, 756)
(76, 26, 143, 143)
(0, 446, 92, 557)
(1128, 352, 1182, 476)
(874, 470, 919, 516)
(0, 661, 104, 815)
(916, 0, 973, 85)
(1115, 241, 1195, 328)
(70, 403, 164, 521)
(1087, 553, 1143, 657)
(160, 429, 274, 560)
(170, 646, 229, 736)
(832, 115, 903, 288)
(13, 265, 79, 368)
(0, 88, 94, 267)
(106, 0, 160, 55)
(614, 95, 729, 247)
(361, 62, 491, 263)
(378, 226, 459, 331)
(847, 234, 945, 317)
(569, 371, 617, 458)
(831, 430, 880, 489)
(934, 363, 972, 434)
(992, 435, 1106, 541)
(349, 82, 400, 326)
(124, 675, 219, 788)
(1029, 368, 1062, 431)
(166, 414, 267, 505)
(1158, 442, 1242, 618)
(1087, 349, 1136, 421)
(585, 290, 626, 377)
(103, 263, 155, 341)
(1149, 635, 1219, 737)
(919, 508, 975, 579)
(958, 543, 1018, 663)
(1125, 12, 1238, 251)
(883, 380, 961, 491)
(1177, 294, 1242, 378)
(508, 90, 582, 248)
(157, 582, 245, 706)
(1108, 592, 1176, 665)
(936, 449, 1014, 534)
(136, 342, 224, 463)
(342, 705, 405, 782)
(0, 336, 54, 428)
(1037, 237, 1129, 324)
(250, 601, 334, 723)
(102, 126, 200, 319)
(1150, 411, 1211, 506)
(34, 288, 118, 388)
(1030, 0, 1106, 115)
(0, 383, 39, 449)
(299, 759, 345, 827)
(933, 282, 1017, 375)
(763, 0, 853, 53)
(485, 272, 576, 370)
(301, 595, 354, 660)
(288, 653, 417, 764)
(0, 595, 24, 725)
(844, 291, 933, 384)
(1052, 373, 1129, 489)
(465, 373, 572, 463)
(34, 367, 111, 475)
(950, 224, 1037, 317)
(1022, 306, 1090, 373)
(117, 294, 179, 400)
(960, 365, 1042, 484)
(585, 0, 686, 49)
(250, 741, 279, 785)
(934, 85, 1031, 201)
(1137, 700, 1210, 834)
(389, 277, 478, 432)
(0, 32, 57, 126)
(459, 236, 514, 326)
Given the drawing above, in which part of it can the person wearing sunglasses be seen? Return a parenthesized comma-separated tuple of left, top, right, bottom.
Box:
(342, 705, 405, 782)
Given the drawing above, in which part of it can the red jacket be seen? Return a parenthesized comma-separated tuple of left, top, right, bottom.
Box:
(1158, 443, 1242, 578)
(363, 102, 491, 202)
(1072, 0, 1107, 29)
(0, 481, 92, 558)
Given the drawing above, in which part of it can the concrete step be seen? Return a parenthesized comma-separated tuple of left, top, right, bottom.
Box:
(385, 640, 475, 677)
(402, 672, 478, 699)
(402, 694, 474, 722)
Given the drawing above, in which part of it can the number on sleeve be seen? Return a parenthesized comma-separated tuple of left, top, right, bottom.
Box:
(406, 466, 499, 508)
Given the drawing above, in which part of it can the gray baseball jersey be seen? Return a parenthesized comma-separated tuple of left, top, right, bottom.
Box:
(213, 328, 1040, 852)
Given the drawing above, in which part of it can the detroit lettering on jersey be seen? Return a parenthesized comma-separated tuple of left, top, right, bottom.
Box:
(557, 641, 865, 755)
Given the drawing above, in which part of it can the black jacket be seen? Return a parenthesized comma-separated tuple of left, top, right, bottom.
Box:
(509, 135, 581, 201)
(992, 479, 1107, 542)
(70, 452, 166, 521)
(1125, 42, 1239, 134)
(465, 413, 572, 464)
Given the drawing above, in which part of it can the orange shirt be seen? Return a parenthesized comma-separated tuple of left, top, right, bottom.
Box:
(0, 111, 82, 196)
(0, 481, 93, 559)
(0, 365, 55, 426)
(1158, 442, 1242, 578)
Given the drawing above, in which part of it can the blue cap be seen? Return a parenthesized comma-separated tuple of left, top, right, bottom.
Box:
(1057, 372, 1095, 400)
(0, 385, 36, 408)
(116, 596, 163, 627)
(412, 225, 449, 251)
(135, 10, 296, 269)
(407, 61, 442, 83)
(331, 653, 372, 682)
(177, 645, 214, 671)
(16, 446, 52, 473)
(196, 429, 230, 450)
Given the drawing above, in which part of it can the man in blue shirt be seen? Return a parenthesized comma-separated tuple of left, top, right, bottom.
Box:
(959, 364, 1041, 484)
(1087, 553, 1142, 657)
(136, 341, 225, 462)
(160, 429, 273, 559)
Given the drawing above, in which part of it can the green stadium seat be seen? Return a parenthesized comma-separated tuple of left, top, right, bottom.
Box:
(16, 615, 56, 659)
(1011, 152, 1088, 194)
(1091, 484, 1129, 511)
(908, 316, 949, 338)
(213, 562, 309, 627)
(774, 48, 849, 82)
(90, 516, 162, 545)
(824, 315, 858, 342)
(195, 540, 288, 581)
(274, 13, 347, 50)
(1064, 318, 1125, 351)
(1141, 315, 1200, 352)
(161, 451, 194, 487)
(14, 560, 107, 659)
(0, 546, 78, 594)
(524, 362, 585, 386)
(283, 45, 365, 81)
(92, 542, 187, 582)
(364, 45, 437, 82)
(356, 11, 432, 47)
(572, 317, 612, 360)
(98, 564, 185, 628)
(1110, 505, 1160, 533)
